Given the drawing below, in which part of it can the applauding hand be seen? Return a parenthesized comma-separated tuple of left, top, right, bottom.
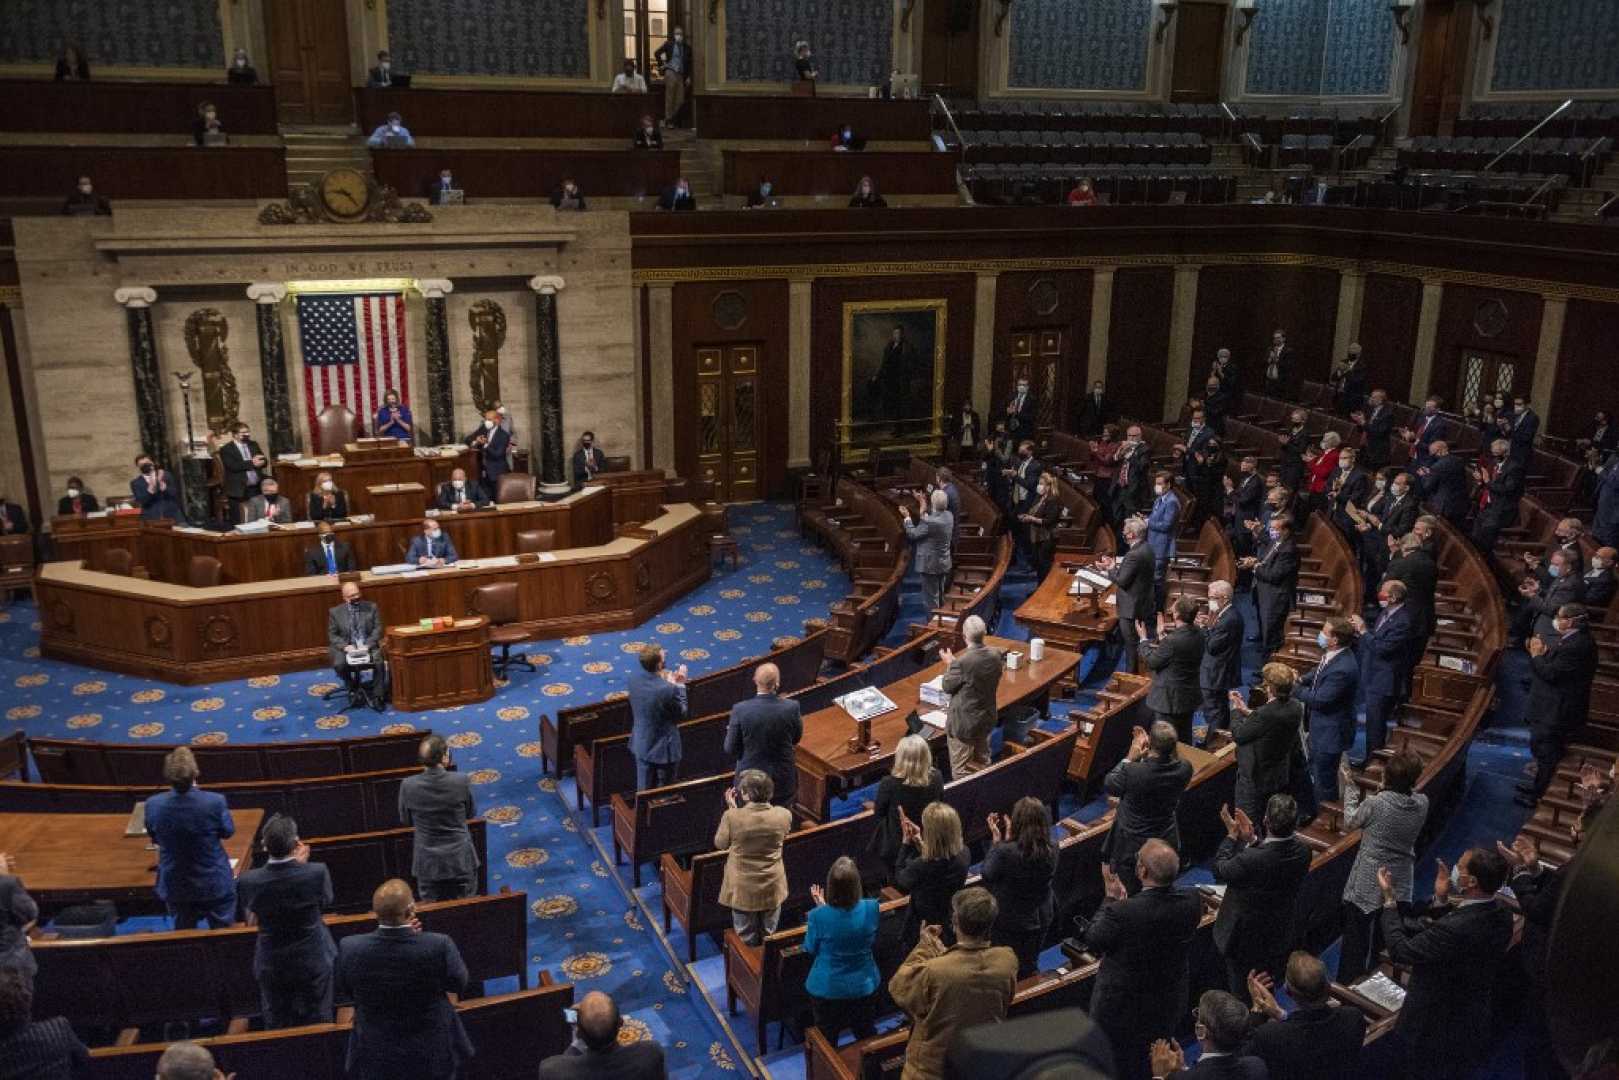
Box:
(1100, 862, 1127, 902)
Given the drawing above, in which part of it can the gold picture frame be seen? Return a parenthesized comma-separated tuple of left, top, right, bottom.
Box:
(840, 298, 947, 460)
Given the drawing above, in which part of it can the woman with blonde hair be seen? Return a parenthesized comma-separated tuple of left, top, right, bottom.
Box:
(868, 734, 943, 877)
(894, 801, 968, 949)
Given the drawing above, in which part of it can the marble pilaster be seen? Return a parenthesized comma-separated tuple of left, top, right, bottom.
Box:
(529, 275, 569, 496)
(247, 283, 297, 456)
(418, 278, 456, 446)
(115, 287, 171, 471)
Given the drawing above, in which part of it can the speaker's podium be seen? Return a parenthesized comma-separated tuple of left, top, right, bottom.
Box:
(385, 615, 494, 711)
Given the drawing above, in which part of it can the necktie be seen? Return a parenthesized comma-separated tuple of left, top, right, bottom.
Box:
(324, 543, 337, 574)
(264, 501, 274, 520)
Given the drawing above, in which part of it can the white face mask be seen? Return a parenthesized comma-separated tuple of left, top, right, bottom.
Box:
(1154, 485, 1167, 496)
(1374, 479, 1386, 490)
(453, 480, 464, 490)
(321, 480, 333, 492)
(484, 419, 495, 430)
(425, 527, 440, 540)
(67, 487, 81, 498)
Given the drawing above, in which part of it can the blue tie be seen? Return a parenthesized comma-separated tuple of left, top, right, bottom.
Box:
(324, 543, 337, 575)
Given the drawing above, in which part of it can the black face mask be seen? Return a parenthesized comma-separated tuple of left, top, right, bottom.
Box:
(140, 464, 154, 475)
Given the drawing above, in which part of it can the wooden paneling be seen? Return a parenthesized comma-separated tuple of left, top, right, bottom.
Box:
(1170, 1, 1227, 103)
(356, 89, 662, 139)
(671, 280, 790, 497)
(369, 148, 680, 199)
(267, 0, 353, 126)
(1356, 273, 1424, 398)
(0, 147, 287, 199)
(808, 275, 977, 463)
(1430, 283, 1543, 407)
(693, 96, 932, 142)
(0, 81, 278, 135)
(721, 151, 958, 197)
(1189, 265, 1341, 399)
(1410, 0, 1471, 137)
(1552, 299, 1619, 438)
(991, 269, 1094, 427)
(919, 0, 979, 98)
(1106, 267, 1173, 423)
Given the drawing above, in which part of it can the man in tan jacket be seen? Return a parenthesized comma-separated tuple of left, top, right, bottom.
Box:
(713, 769, 794, 945)
(888, 885, 1018, 1080)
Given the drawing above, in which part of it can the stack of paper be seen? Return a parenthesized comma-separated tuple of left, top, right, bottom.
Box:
(919, 676, 949, 708)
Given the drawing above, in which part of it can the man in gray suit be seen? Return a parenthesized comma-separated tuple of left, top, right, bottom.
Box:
(328, 581, 386, 710)
(629, 645, 688, 791)
(724, 662, 803, 808)
(240, 475, 292, 524)
(1101, 516, 1157, 672)
(398, 734, 478, 902)
(939, 614, 1002, 776)
(903, 488, 954, 612)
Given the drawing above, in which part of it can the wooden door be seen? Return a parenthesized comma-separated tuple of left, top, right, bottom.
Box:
(1456, 349, 1523, 411)
(1410, 0, 1472, 136)
(1169, 1, 1226, 103)
(1008, 328, 1066, 444)
(266, 0, 353, 126)
(694, 345, 764, 502)
(921, 0, 980, 98)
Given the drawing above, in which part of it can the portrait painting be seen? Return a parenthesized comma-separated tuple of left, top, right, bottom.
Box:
(841, 299, 947, 446)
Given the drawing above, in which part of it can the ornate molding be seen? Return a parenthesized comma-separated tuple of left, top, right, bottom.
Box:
(417, 278, 455, 299)
(0, 285, 21, 307)
(246, 282, 288, 305)
(114, 286, 158, 309)
(258, 180, 432, 226)
(995, 0, 1014, 38)
(199, 614, 239, 651)
(900, 0, 917, 32)
(528, 275, 567, 294)
(584, 570, 618, 606)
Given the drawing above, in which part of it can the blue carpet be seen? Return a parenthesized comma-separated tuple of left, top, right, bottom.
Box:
(0, 501, 851, 1076)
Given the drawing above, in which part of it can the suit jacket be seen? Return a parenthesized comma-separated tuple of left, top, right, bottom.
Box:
(1296, 649, 1359, 756)
(236, 859, 337, 979)
(941, 644, 1003, 744)
(1380, 899, 1514, 1072)
(1384, 550, 1438, 634)
(1147, 492, 1182, 564)
(435, 480, 487, 510)
(1109, 542, 1157, 622)
(633, 127, 664, 149)
(1103, 755, 1193, 863)
(1410, 413, 1448, 466)
(367, 66, 402, 87)
(304, 539, 357, 576)
(572, 446, 608, 487)
(1478, 456, 1525, 528)
(1171, 1053, 1269, 1080)
(1377, 491, 1419, 543)
(1182, 426, 1215, 485)
(398, 766, 479, 882)
(1357, 403, 1395, 467)
(241, 493, 292, 524)
(1200, 603, 1244, 691)
(657, 187, 696, 211)
(144, 787, 236, 903)
(219, 438, 265, 499)
(1230, 474, 1265, 524)
(724, 693, 803, 804)
(714, 802, 793, 911)
(1076, 392, 1115, 436)
(335, 927, 473, 1079)
(1144, 625, 1204, 714)
(1243, 1003, 1366, 1080)
(952, 408, 982, 448)
(1421, 454, 1470, 521)
(1509, 408, 1539, 461)
(1278, 427, 1310, 489)
(405, 531, 459, 565)
(539, 1041, 668, 1080)
(130, 473, 183, 521)
(1527, 627, 1597, 736)
(1231, 698, 1303, 798)
(0, 1016, 89, 1079)
(1005, 391, 1037, 441)
(306, 489, 350, 522)
(904, 510, 954, 576)
(1011, 456, 1043, 508)
(1582, 566, 1616, 611)
(465, 424, 510, 486)
(1084, 886, 1201, 1040)
(1251, 535, 1299, 628)
(1358, 603, 1416, 697)
(628, 669, 687, 764)
(0, 873, 38, 979)
(1211, 834, 1311, 963)
(1598, 460, 1619, 542)
(887, 937, 1018, 1080)
(1329, 467, 1370, 526)
(1527, 572, 1584, 639)
(327, 600, 382, 667)
(1114, 443, 1153, 512)
(56, 493, 99, 515)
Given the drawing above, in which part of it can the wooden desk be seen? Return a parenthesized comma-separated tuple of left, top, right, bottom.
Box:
(386, 617, 494, 712)
(793, 636, 1081, 821)
(355, 87, 660, 139)
(0, 146, 287, 199)
(694, 95, 932, 142)
(0, 79, 279, 135)
(1013, 556, 1119, 651)
(365, 482, 428, 524)
(370, 147, 682, 200)
(274, 444, 475, 520)
(0, 809, 263, 909)
(721, 150, 959, 197)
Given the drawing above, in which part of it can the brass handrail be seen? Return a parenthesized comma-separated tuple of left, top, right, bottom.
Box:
(1483, 98, 1573, 173)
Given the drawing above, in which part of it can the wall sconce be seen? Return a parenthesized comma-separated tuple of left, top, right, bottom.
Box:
(709, 0, 720, 24)
(900, 0, 917, 32)
(1235, 1, 1260, 46)
(1469, 0, 1496, 39)
(1155, 1, 1179, 43)
(995, 0, 1014, 39)
(1389, 0, 1415, 45)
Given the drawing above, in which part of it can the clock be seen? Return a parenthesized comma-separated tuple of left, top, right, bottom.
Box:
(317, 168, 373, 221)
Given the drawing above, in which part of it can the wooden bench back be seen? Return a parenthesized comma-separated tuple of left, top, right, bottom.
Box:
(27, 730, 428, 786)
(945, 726, 1079, 849)
(300, 818, 489, 912)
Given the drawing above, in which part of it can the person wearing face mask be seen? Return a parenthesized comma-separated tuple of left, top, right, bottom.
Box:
(406, 517, 459, 567)
(1176, 409, 1214, 514)
(1292, 617, 1359, 820)
(633, 113, 665, 150)
(1507, 395, 1539, 465)
(1139, 597, 1204, 744)
(426, 168, 460, 205)
(1327, 445, 1369, 537)
(794, 42, 819, 84)
(55, 476, 97, 517)
(435, 467, 486, 512)
(1004, 377, 1036, 444)
(226, 47, 257, 85)
(241, 477, 291, 525)
(303, 521, 357, 577)
(658, 176, 697, 211)
(1302, 431, 1341, 515)
(1145, 472, 1181, 610)
(1262, 329, 1292, 397)
(950, 399, 981, 460)
(220, 421, 268, 521)
(1239, 513, 1298, 660)
(298, 471, 345, 521)
(1399, 395, 1448, 470)
(653, 27, 693, 128)
(1076, 379, 1115, 437)
(903, 489, 954, 612)
(61, 174, 110, 216)
(1517, 548, 1584, 648)
(1470, 437, 1524, 554)
(465, 408, 511, 495)
(1351, 388, 1394, 469)
(1352, 469, 1414, 594)
(130, 453, 181, 521)
(367, 49, 402, 88)
(550, 178, 587, 211)
(1522, 516, 1584, 587)
(1227, 662, 1304, 824)
(1335, 749, 1428, 985)
(375, 388, 414, 441)
(1518, 603, 1597, 807)
(1276, 410, 1310, 493)
(1415, 438, 1468, 524)
(1223, 456, 1264, 557)
(327, 581, 384, 708)
(1577, 408, 1617, 455)
(1017, 472, 1062, 579)
(572, 431, 607, 488)
(0, 491, 26, 536)
(1113, 424, 1153, 525)
(192, 101, 226, 146)
(366, 110, 414, 148)
(831, 124, 859, 151)
(1088, 422, 1122, 516)
(745, 177, 779, 209)
(1582, 545, 1617, 610)
(611, 58, 648, 93)
(1202, 378, 1230, 437)
(1347, 580, 1416, 766)
(1098, 517, 1157, 672)
(1329, 343, 1368, 417)
(848, 175, 886, 208)
(1196, 580, 1243, 738)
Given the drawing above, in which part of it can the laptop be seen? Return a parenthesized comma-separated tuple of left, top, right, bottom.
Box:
(378, 134, 412, 148)
(390, 74, 413, 89)
(200, 131, 228, 147)
(438, 189, 464, 204)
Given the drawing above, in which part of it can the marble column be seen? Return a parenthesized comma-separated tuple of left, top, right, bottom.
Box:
(246, 283, 297, 456)
(647, 284, 675, 472)
(1410, 278, 1445, 404)
(972, 271, 998, 416)
(418, 278, 455, 446)
(1332, 269, 1367, 365)
(788, 277, 813, 469)
(115, 287, 170, 470)
(1088, 268, 1115, 388)
(1531, 293, 1568, 427)
(1166, 265, 1201, 423)
(528, 275, 570, 497)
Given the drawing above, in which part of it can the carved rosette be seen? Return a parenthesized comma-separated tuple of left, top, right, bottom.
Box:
(584, 570, 618, 607)
(47, 601, 75, 635)
(248, 283, 298, 455)
(199, 614, 239, 652)
(420, 280, 456, 445)
(634, 561, 653, 595)
(144, 616, 174, 650)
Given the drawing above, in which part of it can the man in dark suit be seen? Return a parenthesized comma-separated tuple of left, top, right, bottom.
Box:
(336, 879, 474, 1080)
(1112, 426, 1153, 523)
(723, 662, 803, 807)
(1378, 848, 1514, 1080)
(1472, 438, 1524, 553)
(1243, 515, 1299, 661)
(1178, 407, 1216, 524)
(1294, 617, 1359, 818)
(328, 581, 385, 709)
(572, 431, 609, 488)
(629, 645, 687, 790)
(539, 990, 668, 1080)
(1223, 457, 1265, 557)
(240, 476, 292, 524)
(399, 735, 478, 901)
(1103, 517, 1157, 672)
(1197, 581, 1243, 735)
(1141, 597, 1205, 744)
(1084, 839, 1201, 1080)
(1004, 376, 1036, 443)
(144, 747, 236, 930)
(465, 409, 511, 495)
(939, 614, 1003, 777)
(405, 518, 459, 567)
(1401, 397, 1449, 470)
(1584, 546, 1617, 610)
(1262, 330, 1292, 398)
(219, 421, 267, 522)
(1519, 548, 1584, 644)
(0, 968, 88, 1077)
(1327, 446, 1371, 537)
(1242, 952, 1366, 1080)
(130, 454, 183, 521)
(1150, 990, 1269, 1080)
(1211, 795, 1312, 997)
(1518, 604, 1598, 806)
(1076, 379, 1115, 437)
(1348, 579, 1416, 767)
(303, 521, 357, 577)
(1507, 396, 1539, 465)
(1354, 389, 1396, 469)
(435, 468, 487, 511)
(1375, 470, 1420, 548)
(1417, 440, 1469, 525)
(657, 178, 697, 211)
(367, 50, 402, 87)
(1102, 723, 1193, 894)
(236, 813, 337, 1028)
(1331, 345, 1369, 417)
(1277, 410, 1310, 494)
(0, 496, 27, 535)
(950, 400, 982, 458)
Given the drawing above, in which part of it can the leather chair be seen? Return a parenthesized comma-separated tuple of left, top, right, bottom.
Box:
(0, 535, 34, 604)
(494, 472, 536, 505)
(314, 403, 360, 455)
(101, 548, 134, 576)
(602, 455, 631, 473)
(187, 555, 223, 587)
(516, 529, 556, 554)
(469, 582, 536, 676)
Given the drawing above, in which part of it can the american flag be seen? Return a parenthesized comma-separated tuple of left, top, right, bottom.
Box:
(295, 293, 410, 440)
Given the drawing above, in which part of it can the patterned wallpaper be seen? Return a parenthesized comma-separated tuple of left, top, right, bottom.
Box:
(1246, 0, 1394, 97)
(1008, 0, 1154, 91)
(0, 0, 224, 69)
(724, 0, 894, 85)
(1491, 0, 1619, 92)
(388, 0, 591, 79)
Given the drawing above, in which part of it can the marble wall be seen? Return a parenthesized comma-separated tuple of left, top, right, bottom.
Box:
(1490, 0, 1619, 92)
